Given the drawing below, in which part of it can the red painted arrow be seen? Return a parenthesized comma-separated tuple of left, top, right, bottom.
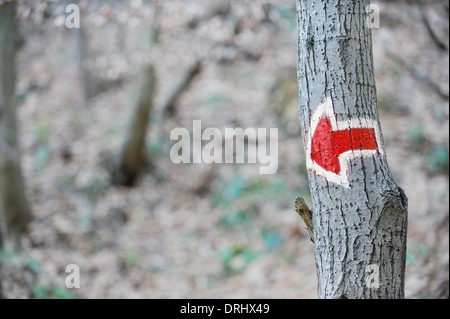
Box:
(311, 118, 378, 174)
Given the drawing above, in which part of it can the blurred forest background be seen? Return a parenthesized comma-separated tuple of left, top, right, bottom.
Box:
(0, 0, 448, 298)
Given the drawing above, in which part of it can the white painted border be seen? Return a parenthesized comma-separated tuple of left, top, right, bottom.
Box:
(305, 97, 384, 188)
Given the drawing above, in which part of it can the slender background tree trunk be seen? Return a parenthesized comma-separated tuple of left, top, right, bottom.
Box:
(296, 0, 408, 298)
(115, 64, 156, 186)
(110, 4, 161, 186)
(0, 2, 32, 248)
(65, 0, 95, 100)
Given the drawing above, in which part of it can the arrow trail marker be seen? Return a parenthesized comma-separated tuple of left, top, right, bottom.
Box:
(305, 97, 383, 187)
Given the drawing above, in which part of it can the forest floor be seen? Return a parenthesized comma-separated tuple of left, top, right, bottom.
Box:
(2, 0, 448, 298)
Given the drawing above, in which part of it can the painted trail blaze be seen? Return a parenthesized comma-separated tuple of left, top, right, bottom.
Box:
(311, 118, 378, 174)
(305, 97, 383, 187)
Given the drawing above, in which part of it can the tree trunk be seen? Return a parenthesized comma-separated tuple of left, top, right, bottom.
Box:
(114, 64, 156, 186)
(0, 2, 32, 248)
(112, 5, 161, 186)
(65, 0, 95, 100)
(296, 0, 408, 298)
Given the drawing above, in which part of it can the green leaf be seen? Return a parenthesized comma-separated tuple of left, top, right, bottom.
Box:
(33, 285, 77, 299)
(35, 145, 49, 171)
(223, 174, 245, 201)
(124, 251, 141, 266)
(211, 174, 246, 208)
(51, 286, 77, 299)
(406, 124, 426, 145)
(261, 227, 283, 251)
(427, 146, 449, 174)
(34, 124, 51, 142)
(27, 258, 41, 273)
(219, 210, 253, 227)
(276, 5, 297, 33)
(203, 93, 230, 107)
(219, 249, 234, 263)
(242, 250, 259, 263)
(219, 245, 259, 274)
(33, 285, 49, 299)
(283, 252, 294, 264)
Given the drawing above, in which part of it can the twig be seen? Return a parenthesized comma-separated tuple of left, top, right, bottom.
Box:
(162, 59, 202, 117)
(187, 3, 231, 29)
(415, 0, 448, 51)
(294, 197, 315, 243)
(386, 50, 449, 101)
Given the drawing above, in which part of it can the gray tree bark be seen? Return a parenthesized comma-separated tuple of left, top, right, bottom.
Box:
(0, 2, 32, 248)
(296, 0, 408, 298)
